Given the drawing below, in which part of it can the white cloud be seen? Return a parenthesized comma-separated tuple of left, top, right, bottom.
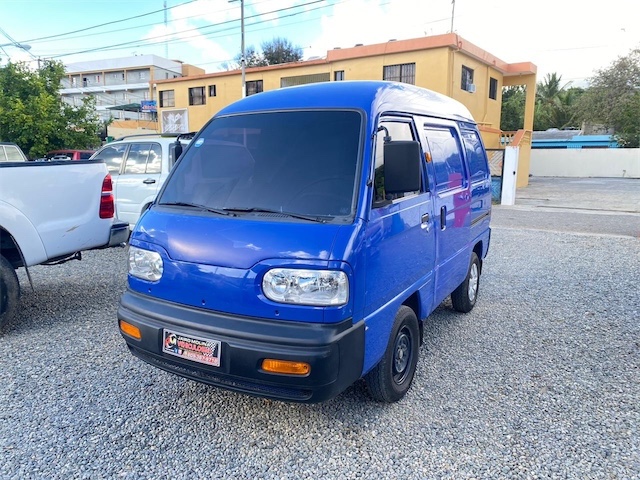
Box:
(307, 0, 450, 58)
(141, 0, 238, 71)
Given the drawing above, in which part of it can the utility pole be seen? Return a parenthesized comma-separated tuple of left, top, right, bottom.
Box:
(164, 0, 169, 59)
(229, 0, 246, 98)
(450, 0, 455, 33)
(240, 0, 246, 98)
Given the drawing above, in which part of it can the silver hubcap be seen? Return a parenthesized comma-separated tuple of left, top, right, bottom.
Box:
(468, 263, 479, 302)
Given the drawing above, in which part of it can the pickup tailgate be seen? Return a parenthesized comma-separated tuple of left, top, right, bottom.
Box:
(0, 160, 116, 265)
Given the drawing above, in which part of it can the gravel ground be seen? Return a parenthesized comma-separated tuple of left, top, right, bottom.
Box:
(0, 218, 638, 479)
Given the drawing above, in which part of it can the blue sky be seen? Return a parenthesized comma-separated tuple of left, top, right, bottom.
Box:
(1, 0, 639, 87)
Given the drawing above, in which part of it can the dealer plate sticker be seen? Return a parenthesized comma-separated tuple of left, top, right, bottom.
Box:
(163, 329, 221, 367)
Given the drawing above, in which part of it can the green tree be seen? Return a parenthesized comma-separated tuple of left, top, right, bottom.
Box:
(261, 37, 303, 65)
(233, 45, 268, 68)
(230, 37, 303, 70)
(574, 48, 640, 147)
(500, 85, 525, 131)
(534, 73, 583, 130)
(0, 60, 102, 158)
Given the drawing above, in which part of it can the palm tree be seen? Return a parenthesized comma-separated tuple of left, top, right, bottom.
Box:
(534, 73, 582, 130)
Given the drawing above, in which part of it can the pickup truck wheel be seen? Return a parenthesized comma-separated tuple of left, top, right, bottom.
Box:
(365, 305, 419, 403)
(451, 252, 480, 313)
(0, 255, 20, 329)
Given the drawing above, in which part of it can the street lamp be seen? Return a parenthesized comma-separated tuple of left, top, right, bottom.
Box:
(0, 42, 32, 51)
(0, 42, 33, 64)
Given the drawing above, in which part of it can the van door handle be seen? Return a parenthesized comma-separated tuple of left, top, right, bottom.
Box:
(440, 206, 447, 230)
(421, 213, 430, 231)
(143, 178, 156, 184)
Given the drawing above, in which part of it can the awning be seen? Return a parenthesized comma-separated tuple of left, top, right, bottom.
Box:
(107, 103, 141, 112)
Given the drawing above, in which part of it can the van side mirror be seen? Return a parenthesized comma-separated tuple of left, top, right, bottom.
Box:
(384, 141, 422, 194)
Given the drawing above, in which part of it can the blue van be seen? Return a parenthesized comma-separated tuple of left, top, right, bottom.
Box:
(118, 81, 491, 403)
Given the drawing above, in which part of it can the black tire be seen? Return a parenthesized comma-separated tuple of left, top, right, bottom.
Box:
(365, 305, 420, 403)
(0, 255, 20, 329)
(451, 252, 480, 313)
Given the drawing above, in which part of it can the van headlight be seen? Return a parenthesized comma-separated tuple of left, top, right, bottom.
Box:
(262, 269, 348, 306)
(128, 246, 163, 281)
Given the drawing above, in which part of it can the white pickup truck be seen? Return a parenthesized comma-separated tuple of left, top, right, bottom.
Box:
(0, 158, 129, 328)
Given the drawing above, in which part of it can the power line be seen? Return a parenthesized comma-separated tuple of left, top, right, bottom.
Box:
(20, 0, 291, 49)
(48, 0, 328, 59)
(18, 0, 199, 44)
(0, 26, 38, 60)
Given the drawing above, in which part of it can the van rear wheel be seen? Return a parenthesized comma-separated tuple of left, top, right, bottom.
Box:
(451, 252, 480, 313)
(365, 306, 419, 403)
(0, 255, 20, 330)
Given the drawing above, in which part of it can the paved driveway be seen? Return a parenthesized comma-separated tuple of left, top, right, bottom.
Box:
(493, 177, 640, 238)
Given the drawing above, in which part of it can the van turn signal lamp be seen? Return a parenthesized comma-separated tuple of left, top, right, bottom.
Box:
(120, 320, 142, 340)
(262, 359, 310, 376)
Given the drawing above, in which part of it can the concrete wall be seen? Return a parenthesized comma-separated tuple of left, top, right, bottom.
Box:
(530, 149, 640, 178)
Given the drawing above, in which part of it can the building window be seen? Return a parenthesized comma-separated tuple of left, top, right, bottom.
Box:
(334, 70, 345, 81)
(383, 63, 415, 85)
(246, 80, 263, 96)
(461, 66, 475, 92)
(209, 85, 217, 97)
(489, 77, 498, 100)
(280, 73, 329, 88)
(189, 86, 206, 106)
(159, 90, 175, 108)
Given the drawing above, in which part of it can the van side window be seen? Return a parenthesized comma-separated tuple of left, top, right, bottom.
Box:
(461, 130, 489, 182)
(373, 121, 418, 205)
(424, 127, 465, 192)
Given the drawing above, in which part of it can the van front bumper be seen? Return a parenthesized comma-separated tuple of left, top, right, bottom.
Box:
(117, 290, 365, 403)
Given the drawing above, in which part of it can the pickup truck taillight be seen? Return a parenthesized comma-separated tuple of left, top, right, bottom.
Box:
(100, 174, 115, 219)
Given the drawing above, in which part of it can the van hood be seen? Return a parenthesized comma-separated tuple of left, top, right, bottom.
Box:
(133, 210, 344, 269)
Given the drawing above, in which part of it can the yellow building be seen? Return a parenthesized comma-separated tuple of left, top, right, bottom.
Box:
(154, 33, 536, 186)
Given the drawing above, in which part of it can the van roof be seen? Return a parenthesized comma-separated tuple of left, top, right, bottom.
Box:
(217, 80, 475, 124)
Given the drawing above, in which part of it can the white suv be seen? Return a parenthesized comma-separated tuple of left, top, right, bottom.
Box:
(91, 133, 193, 227)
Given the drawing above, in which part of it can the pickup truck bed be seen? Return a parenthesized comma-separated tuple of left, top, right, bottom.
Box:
(0, 159, 128, 328)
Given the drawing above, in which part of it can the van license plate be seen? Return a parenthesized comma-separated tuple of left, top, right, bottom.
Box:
(162, 329, 221, 367)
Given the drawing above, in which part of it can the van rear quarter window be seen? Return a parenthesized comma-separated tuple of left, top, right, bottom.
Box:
(160, 110, 362, 218)
(424, 127, 465, 191)
(461, 130, 489, 181)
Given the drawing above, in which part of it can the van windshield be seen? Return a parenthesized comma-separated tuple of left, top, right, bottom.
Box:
(158, 110, 362, 220)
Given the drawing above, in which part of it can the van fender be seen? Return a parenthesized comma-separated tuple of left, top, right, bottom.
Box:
(0, 201, 47, 267)
(139, 194, 159, 215)
(361, 273, 433, 375)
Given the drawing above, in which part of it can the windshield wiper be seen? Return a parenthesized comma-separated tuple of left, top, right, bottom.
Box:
(223, 207, 331, 223)
(161, 202, 235, 216)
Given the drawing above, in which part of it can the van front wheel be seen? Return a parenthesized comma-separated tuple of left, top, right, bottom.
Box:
(451, 252, 480, 313)
(365, 306, 419, 403)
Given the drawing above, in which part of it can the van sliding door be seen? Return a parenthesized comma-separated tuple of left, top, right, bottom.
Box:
(423, 123, 471, 306)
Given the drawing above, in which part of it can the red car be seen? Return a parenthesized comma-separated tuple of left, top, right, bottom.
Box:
(45, 149, 95, 161)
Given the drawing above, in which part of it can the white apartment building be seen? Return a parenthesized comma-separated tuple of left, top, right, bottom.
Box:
(60, 55, 203, 123)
